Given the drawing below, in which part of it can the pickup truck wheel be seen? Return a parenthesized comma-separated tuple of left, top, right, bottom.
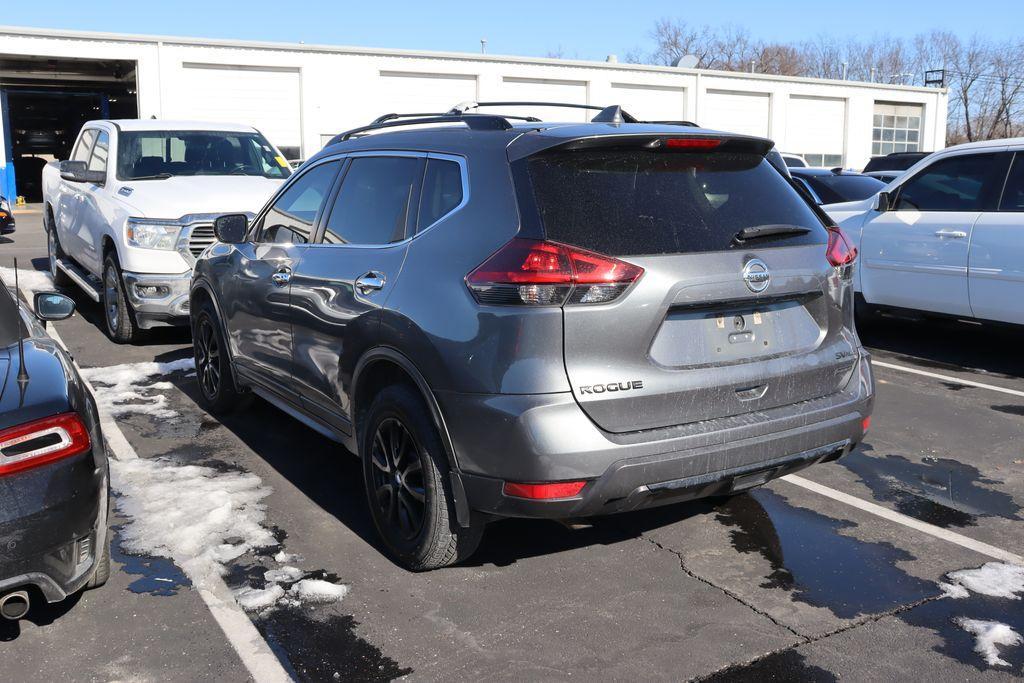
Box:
(192, 301, 248, 414)
(361, 384, 484, 571)
(102, 254, 142, 344)
(46, 215, 71, 287)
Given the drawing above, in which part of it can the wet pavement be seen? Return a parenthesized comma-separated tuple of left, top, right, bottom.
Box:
(2, 210, 1023, 681)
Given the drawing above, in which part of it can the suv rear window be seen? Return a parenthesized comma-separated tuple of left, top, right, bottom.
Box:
(524, 150, 827, 256)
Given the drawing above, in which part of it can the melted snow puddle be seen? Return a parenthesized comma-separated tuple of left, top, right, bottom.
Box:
(937, 562, 1024, 668)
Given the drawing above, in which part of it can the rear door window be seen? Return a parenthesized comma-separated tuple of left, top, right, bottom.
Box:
(523, 150, 827, 256)
(321, 156, 423, 245)
(998, 153, 1024, 211)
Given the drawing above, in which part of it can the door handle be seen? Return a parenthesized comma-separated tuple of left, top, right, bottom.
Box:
(271, 267, 292, 287)
(934, 229, 968, 239)
(355, 271, 386, 295)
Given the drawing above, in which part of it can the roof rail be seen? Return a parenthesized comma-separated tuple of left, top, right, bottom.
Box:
(329, 113, 513, 144)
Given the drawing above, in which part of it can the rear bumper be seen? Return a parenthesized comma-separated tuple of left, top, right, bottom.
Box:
(440, 352, 874, 519)
(0, 452, 107, 602)
(123, 270, 191, 328)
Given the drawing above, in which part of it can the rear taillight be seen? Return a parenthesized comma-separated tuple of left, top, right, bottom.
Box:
(466, 239, 644, 306)
(826, 226, 857, 267)
(0, 412, 91, 476)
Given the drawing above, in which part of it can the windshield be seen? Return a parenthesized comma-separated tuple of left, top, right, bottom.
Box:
(524, 150, 827, 256)
(802, 174, 885, 204)
(117, 130, 292, 180)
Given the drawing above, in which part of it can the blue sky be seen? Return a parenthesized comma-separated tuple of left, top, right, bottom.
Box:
(5, 1, 1023, 60)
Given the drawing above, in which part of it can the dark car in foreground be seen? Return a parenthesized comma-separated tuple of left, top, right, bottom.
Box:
(791, 167, 887, 205)
(191, 102, 874, 570)
(0, 276, 109, 619)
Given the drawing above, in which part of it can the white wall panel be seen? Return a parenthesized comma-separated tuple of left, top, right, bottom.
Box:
(702, 90, 770, 137)
(377, 71, 478, 115)
(610, 83, 687, 121)
(786, 95, 846, 162)
(500, 77, 589, 121)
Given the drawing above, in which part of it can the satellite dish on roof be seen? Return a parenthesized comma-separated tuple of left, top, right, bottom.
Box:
(674, 54, 699, 69)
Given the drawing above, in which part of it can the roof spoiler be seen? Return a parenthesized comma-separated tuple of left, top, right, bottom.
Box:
(508, 132, 776, 162)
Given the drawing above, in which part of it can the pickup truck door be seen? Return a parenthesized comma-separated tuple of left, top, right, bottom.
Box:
(76, 129, 111, 275)
(969, 151, 1024, 324)
(289, 154, 425, 433)
(859, 151, 1007, 317)
(55, 128, 97, 262)
(221, 159, 341, 400)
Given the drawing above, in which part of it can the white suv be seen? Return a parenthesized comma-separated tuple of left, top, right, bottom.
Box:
(42, 120, 290, 342)
(826, 138, 1024, 326)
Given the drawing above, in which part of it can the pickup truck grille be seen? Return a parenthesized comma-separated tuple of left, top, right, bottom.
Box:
(187, 224, 216, 259)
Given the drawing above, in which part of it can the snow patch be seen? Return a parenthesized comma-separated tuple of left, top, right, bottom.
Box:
(234, 584, 286, 612)
(955, 618, 1022, 667)
(273, 550, 299, 563)
(111, 456, 276, 584)
(288, 579, 349, 604)
(264, 566, 304, 583)
(0, 266, 56, 303)
(939, 582, 970, 600)
(80, 358, 195, 419)
(944, 563, 1024, 600)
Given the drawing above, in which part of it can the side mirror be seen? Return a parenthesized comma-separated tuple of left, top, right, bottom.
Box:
(34, 292, 76, 322)
(214, 214, 249, 244)
(874, 191, 893, 212)
(59, 160, 105, 185)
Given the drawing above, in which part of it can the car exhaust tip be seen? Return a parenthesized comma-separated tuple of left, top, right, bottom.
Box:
(0, 590, 30, 620)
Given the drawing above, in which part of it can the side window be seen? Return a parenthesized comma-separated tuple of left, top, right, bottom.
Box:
(417, 158, 464, 231)
(71, 129, 97, 162)
(88, 131, 110, 174)
(321, 156, 423, 245)
(256, 161, 339, 244)
(896, 154, 994, 212)
(999, 154, 1024, 212)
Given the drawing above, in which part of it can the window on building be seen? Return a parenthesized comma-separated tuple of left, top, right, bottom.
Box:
(873, 103, 923, 156)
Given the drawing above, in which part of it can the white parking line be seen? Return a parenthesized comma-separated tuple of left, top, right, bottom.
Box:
(43, 322, 292, 683)
(783, 474, 1023, 564)
(871, 359, 1024, 399)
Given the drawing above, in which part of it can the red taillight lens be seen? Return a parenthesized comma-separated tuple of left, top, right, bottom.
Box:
(826, 226, 857, 267)
(0, 412, 91, 477)
(466, 239, 644, 306)
(665, 138, 722, 150)
(503, 480, 587, 500)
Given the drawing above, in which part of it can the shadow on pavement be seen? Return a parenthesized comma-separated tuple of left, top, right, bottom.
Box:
(0, 590, 83, 642)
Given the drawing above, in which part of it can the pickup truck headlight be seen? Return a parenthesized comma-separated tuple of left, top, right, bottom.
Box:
(126, 220, 182, 251)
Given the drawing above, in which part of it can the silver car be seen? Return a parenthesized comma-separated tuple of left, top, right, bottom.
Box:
(189, 103, 875, 570)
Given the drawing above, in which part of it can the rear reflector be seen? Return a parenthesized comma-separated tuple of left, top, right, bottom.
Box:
(503, 480, 587, 500)
(0, 412, 91, 476)
(466, 239, 643, 306)
(861, 416, 871, 433)
(665, 138, 722, 150)
(826, 226, 857, 267)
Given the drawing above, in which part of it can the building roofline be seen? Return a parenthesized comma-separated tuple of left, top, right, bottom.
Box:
(0, 24, 948, 95)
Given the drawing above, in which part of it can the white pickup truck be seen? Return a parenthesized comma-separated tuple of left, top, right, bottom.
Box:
(42, 120, 290, 342)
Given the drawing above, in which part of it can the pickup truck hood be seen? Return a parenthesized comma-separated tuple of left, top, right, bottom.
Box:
(116, 175, 284, 219)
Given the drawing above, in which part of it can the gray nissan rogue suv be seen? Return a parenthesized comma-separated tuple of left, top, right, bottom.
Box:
(190, 103, 874, 570)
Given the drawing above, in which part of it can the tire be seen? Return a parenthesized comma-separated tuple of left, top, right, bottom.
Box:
(85, 530, 111, 590)
(46, 212, 71, 288)
(102, 253, 142, 344)
(192, 301, 248, 415)
(361, 384, 483, 571)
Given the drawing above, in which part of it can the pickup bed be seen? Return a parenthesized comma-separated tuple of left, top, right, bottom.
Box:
(42, 119, 289, 342)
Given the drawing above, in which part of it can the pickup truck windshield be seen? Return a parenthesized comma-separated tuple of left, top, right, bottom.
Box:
(117, 130, 291, 180)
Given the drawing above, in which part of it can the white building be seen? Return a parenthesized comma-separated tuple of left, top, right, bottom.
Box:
(0, 25, 948, 201)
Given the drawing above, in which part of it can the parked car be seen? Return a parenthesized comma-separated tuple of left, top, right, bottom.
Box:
(862, 170, 903, 184)
(190, 103, 874, 570)
(791, 167, 886, 205)
(826, 138, 1024, 326)
(0, 196, 14, 234)
(41, 120, 291, 343)
(781, 152, 808, 168)
(0, 275, 109, 619)
(861, 151, 929, 174)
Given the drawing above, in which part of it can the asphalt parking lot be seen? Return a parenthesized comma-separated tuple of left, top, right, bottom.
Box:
(2, 207, 1023, 681)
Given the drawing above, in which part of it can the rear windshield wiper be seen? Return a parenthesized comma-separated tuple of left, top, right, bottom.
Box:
(732, 224, 811, 245)
(129, 173, 173, 180)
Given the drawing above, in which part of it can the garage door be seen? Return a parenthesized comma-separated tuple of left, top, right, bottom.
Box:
(500, 77, 589, 122)
(378, 71, 478, 116)
(786, 96, 846, 166)
(177, 63, 302, 158)
(610, 83, 687, 122)
(702, 90, 770, 137)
